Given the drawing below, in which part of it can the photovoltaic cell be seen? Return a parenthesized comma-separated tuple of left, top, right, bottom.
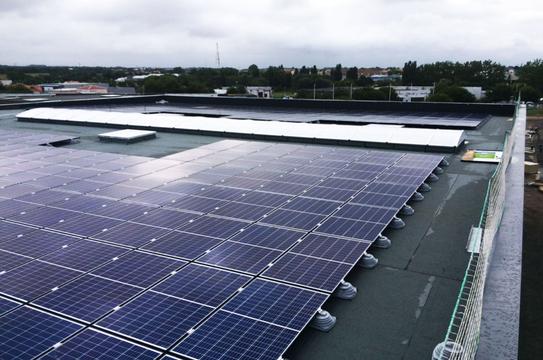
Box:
(350, 191, 408, 209)
(142, 231, 223, 260)
(168, 195, 227, 213)
(34, 275, 142, 322)
(48, 213, 123, 237)
(131, 209, 195, 229)
(41, 329, 161, 360)
(301, 186, 356, 202)
(98, 291, 212, 348)
(198, 241, 282, 274)
(0, 260, 82, 301)
(152, 264, 251, 307)
(222, 279, 328, 330)
(0, 220, 35, 238)
(173, 310, 297, 360)
(235, 191, 291, 207)
(335, 204, 397, 223)
(281, 197, 339, 215)
(211, 202, 272, 221)
(228, 224, 303, 250)
(87, 202, 154, 221)
(0, 250, 32, 272)
(0, 307, 82, 360)
(91, 251, 185, 287)
(263, 253, 352, 292)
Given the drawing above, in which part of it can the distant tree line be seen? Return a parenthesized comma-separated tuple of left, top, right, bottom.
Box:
(1, 59, 542, 102)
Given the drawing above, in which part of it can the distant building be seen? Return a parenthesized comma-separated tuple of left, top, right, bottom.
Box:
(40, 82, 109, 95)
(505, 67, 519, 81)
(246, 86, 272, 98)
(392, 86, 433, 102)
(370, 74, 402, 82)
(463, 86, 484, 100)
(0, 80, 13, 87)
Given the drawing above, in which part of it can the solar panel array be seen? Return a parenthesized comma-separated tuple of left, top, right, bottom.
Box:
(0, 128, 443, 359)
(87, 104, 487, 129)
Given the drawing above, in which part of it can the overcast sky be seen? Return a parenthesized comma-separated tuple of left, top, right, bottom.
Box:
(1, 0, 541, 68)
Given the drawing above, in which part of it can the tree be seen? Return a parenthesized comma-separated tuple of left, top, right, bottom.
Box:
(378, 86, 400, 101)
(310, 65, 318, 75)
(331, 64, 343, 82)
(427, 93, 453, 102)
(346, 67, 358, 81)
(519, 85, 542, 103)
(402, 61, 418, 85)
(299, 66, 309, 75)
(248, 64, 260, 77)
(518, 59, 543, 93)
(443, 86, 476, 102)
(486, 83, 513, 102)
(352, 87, 386, 100)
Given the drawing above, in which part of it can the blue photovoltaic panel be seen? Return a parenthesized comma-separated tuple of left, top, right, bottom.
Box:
(159, 181, 207, 195)
(335, 204, 397, 224)
(124, 190, 180, 206)
(235, 191, 291, 207)
(260, 209, 326, 231)
(173, 310, 297, 360)
(41, 329, 161, 360)
(0, 297, 20, 315)
(15, 189, 68, 205)
(142, 231, 223, 260)
(92, 222, 170, 248)
(52, 195, 109, 212)
(87, 202, 153, 221)
(91, 184, 143, 200)
(168, 195, 227, 213)
(228, 224, 303, 250)
(197, 186, 247, 201)
(0, 200, 39, 219)
(34, 275, 142, 322)
(47, 213, 123, 237)
(40, 240, 129, 272)
(211, 202, 272, 221)
(318, 177, 367, 190)
(0, 260, 81, 301)
(0, 230, 79, 258)
(350, 191, 409, 209)
(177, 216, 247, 239)
(263, 253, 352, 292)
(0, 220, 35, 237)
(259, 181, 308, 195)
(222, 279, 328, 330)
(152, 264, 251, 307)
(91, 251, 185, 287)
(130, 208, 195, 229)
(198, 241, 282, 274)
(292, 165, 334, 177)
(0, 250, 32, 272)
(9, 206, 78, 227)
(290, 234, 371, 264)
(98, 291, 212, 349)
(363, 182, 418, 196)
(281, 197, 339, 215)
(316, 217, 385, 241)
(274, 173, 322, 186)
(301, 186, 356, 202)
(0, 307, 82, 360)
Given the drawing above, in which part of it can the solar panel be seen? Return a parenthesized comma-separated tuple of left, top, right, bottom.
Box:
(130, 209, 196, 229)
(228, 224, 303, 250)
(0, 200, 39, 219)
(177, 216, 247, 239)
(0, 260, 82, 301)
(235, 191, 292, 207)
(92, 222, 171, 248)
(211, 202, 273, 221)
(40, 329, 161, 360)
(173, 310, 297, 360)
(47, 213, 124, 237)
(260, 209, 326, 231)
(91, 251, 185, 287)
(86, 202, 154, 221)
(335, 204, 397, 223)
(281, 197, 340, 215)
(350, 191, 408, 208)
(0, 220, 35, 237)
(315, 217, 385, 241)
(301, 186, 356, 202)
(198, 241, 282, 274)
(0, 229, 79, 258)
(290, 234, 372, 264)
(0, 307, 82, 359)
(263, 253, 352, 292)
(151, 264, 251, 307)
(98, 291, 213, 349)
(222, 279, 328, 330)
(8, 206, 78, 227)
(142, 231, 223, 260)
(40, 240, 129, 272)
(34, 275, 142, 322)
(168, 195, 228, 213)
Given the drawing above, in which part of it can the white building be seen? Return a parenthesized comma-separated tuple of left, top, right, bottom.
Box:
(392, 86, 433, 102)
(246, 86, 273, 98)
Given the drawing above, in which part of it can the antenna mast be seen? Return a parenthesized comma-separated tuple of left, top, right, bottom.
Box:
(216, 42, 221, 68)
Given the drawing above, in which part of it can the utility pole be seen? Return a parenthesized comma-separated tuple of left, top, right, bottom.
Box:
(350, 82, 353, 100)
(313, 81, 316, 100)
(215, 42, 221, 68)
(332, 83, 335, 100)
(388, 82, 392, 101)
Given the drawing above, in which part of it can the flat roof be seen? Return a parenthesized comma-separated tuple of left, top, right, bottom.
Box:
(0, 102, 514, 359)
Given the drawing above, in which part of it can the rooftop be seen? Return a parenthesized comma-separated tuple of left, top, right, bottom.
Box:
(0, 97, 518, 360)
